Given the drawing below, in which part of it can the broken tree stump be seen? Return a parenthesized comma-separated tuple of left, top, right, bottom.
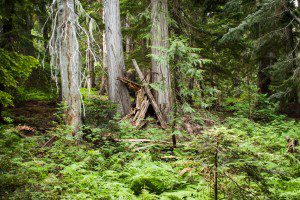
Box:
(132, 59, 168, 129)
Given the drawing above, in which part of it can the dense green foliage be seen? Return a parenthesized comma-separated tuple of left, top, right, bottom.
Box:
(0, 49, 38, 106)
(0, 0, 299, 199)
(1, 101, 299, 199)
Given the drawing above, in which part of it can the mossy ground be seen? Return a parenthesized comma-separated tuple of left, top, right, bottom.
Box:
(0, 91, 299, 199)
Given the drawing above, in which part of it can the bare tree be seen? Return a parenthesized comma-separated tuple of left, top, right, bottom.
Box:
(86, 50, 96, 93)
(100, 0, 108, 94)
(58, 0, 81, 134)
(104, 0, 131, 115)
(49, 0, 100, 134)
(151, 0, 172, 120)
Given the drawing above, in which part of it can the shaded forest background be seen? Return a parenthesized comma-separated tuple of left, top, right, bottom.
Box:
(0, 0, 300, 199)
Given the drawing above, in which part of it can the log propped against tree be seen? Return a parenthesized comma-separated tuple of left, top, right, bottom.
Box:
(118, 59, 168, 129)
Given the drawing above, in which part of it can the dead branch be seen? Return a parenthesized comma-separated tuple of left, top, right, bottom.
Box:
(117, 77, 141, 92)
(41, 136, 58, 148)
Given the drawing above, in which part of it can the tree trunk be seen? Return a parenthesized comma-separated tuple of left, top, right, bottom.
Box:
(104, 0, 131, 115)
(100, 2, 108, 94)
(151, 0, 172, 120)
(58, 0, 82, 134)
(125, 15, 132, 58)
(288, 25, 300, 103)
(87, 51, 95, 92)
(171, 0, 182, 35)
(258, 56, 272, 95)
(255, 4, 272, 96)
(24, 14, 35, 56)
(41, 0, 49, 51)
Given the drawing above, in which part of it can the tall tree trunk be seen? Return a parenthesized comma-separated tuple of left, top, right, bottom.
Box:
(151, 0, 172, 120)
(87, 51, 95, 92)
(256, 0, 272, 96)
(58, 0, 82, 134)
(100, 32, 108, 93)
(104, 0, 131, 115)
(125, 15, 132, 58)
(24, 14, 35, 56)
(171, 0, 182, 36)
(288, 23, 300, 103)
(41, 0, 49, 51)
(258, 56, 272, 95)
(100, 1, 108, 94)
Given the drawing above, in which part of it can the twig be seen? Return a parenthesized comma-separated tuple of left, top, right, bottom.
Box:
(41, 136, 58, 148)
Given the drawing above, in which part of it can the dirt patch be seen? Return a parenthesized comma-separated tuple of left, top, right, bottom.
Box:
(8, 100, 58, 133)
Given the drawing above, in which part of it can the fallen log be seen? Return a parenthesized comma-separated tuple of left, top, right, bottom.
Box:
(113, 138, 171, 144)
(132, 59, 168, 129)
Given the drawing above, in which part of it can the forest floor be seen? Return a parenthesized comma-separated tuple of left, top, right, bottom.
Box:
(9, 100, 57, 132)
(1, 92, 300, 199)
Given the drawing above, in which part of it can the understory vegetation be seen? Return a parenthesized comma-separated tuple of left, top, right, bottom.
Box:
(1, 90, 299, 199)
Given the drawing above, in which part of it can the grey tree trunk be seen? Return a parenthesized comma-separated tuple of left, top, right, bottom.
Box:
(58, 0, 82, 134)
(100, 3, 108, 94)
(104, 0, 131, 115)
(151, 0, 172, 120)
(125, 15, 132, 58)
(87, 51, 95, 92)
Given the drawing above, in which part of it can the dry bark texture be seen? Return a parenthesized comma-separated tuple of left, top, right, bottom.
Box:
(58, 0, 82, 133)
(104, 0, 131, 115)
(100, 1, 108, 94)
(86, 51, 95, 93)
(151, 0, 172, 120)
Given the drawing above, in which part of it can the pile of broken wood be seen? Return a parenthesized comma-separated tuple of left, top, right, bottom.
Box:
(119, 59, 167, 129)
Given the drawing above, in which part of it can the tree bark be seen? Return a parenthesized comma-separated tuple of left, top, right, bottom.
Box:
(87, 50, 95, 92)
(287, 24, 300, 103)
(151, 0, 172, 120)
(24, 14, 35, 56)
(104, 0, 131, 115)
(255, 2, 272, 96)
(125, 15, 132, 58)
(58, 0, 82, 134)
(258, 56, 272, 95)
(41, 0, 49, 51)
(100, 2, 108, 94)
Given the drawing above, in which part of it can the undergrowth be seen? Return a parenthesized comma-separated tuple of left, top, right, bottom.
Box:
(0, 97, 299, 199)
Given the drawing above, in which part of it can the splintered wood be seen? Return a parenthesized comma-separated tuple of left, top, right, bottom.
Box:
(132, 59, 167, 129)
(132, 89, 150, 124)
(120, 84, 150, 128)
(119, 59, 168, 129)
